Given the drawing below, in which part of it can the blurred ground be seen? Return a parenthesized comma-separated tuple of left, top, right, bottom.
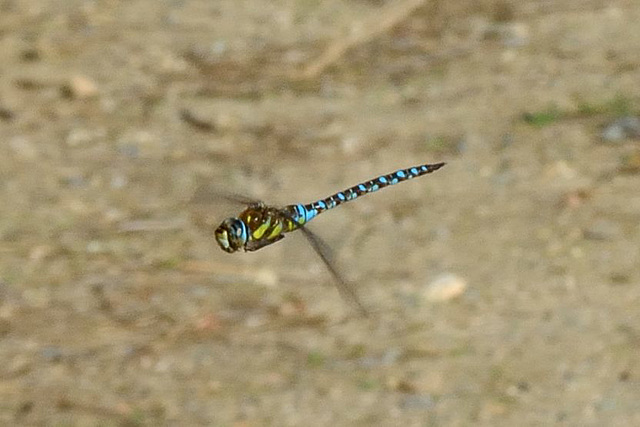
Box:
(1, 0, 640, 425)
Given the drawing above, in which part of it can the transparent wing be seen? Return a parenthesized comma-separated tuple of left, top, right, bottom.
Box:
(191, 185, 263, 207)
(214, 192, 263, 206)
(298, 226, 369, 317)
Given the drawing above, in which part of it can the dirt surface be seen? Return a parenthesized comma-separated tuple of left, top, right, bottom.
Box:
(1, 0, 640, 425)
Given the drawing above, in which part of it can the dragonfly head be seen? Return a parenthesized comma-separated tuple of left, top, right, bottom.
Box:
(215, 217, 249, 253)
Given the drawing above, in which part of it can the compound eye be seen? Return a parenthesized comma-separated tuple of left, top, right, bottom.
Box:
(231, 220, 245, 238)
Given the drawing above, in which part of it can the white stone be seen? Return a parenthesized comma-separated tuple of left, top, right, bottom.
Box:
(423, 274, 467, 302)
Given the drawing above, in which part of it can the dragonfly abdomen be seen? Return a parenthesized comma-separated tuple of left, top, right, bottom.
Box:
(290, 162, 446, 225)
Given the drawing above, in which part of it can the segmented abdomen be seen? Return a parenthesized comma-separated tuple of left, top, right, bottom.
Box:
(287, 162, 445, 226)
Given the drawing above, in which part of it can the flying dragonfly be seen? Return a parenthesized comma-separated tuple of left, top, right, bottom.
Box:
(215, 162, 446, 315)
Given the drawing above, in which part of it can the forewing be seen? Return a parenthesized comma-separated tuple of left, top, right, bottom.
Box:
(191, 183, 263, 207)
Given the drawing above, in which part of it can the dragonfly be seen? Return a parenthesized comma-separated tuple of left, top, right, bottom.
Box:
(215, 162, 446, 315)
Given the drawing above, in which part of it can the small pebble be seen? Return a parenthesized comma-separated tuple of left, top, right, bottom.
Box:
(117, 144, 140, 158)
(28, 245, 52, 262)
(359, 348, 401, 368)
(400, 394, 435, 410)
(484, 22, 530, 47)
(10, 136, 38, 160)
(583, 219, 622, 241)
(41, 346, 63, 362)
(601, 116, 640, 142)
(547, 160, 577, 180)
(86, 240, 105, 254)
(503, 23, 530, 47)
(66, 128, 96, 147)
(423, 274, 467, 302)
(255, 268, 278, 288)
(110, 173, 128, 189)
(64, 174, 88, 188)
(61, 75, 99, 99)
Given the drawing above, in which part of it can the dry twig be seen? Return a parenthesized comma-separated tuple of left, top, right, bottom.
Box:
(297, 0, 428, 79)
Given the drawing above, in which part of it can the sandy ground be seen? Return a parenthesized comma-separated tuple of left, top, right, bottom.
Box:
(1, 0, 639, 425)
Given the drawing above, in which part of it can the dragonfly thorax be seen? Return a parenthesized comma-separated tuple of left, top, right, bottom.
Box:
(215, 217, 249, 253)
